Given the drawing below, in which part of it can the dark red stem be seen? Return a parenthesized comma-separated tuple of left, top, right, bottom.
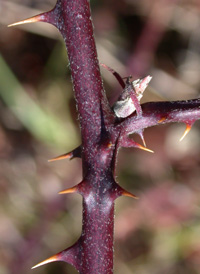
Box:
(118, 99, 200, 135)
(12, 1, 200, 273)
(29, 1, 118, 273)
(43, 0, 113, 156)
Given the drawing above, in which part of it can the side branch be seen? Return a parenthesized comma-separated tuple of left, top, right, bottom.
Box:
(117, 99, 200, 140)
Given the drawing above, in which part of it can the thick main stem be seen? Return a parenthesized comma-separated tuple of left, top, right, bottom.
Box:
(74, 143, 120, 273)
(56, 2, 117, 270)
(41, 1, 117, 272)
(48, 0, 112, 155)
(80, 197, 114, 273)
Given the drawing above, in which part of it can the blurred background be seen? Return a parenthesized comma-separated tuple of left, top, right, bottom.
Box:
(0, 0, 200, 273)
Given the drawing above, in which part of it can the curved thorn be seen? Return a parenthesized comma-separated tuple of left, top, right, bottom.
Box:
(141, 136, 146, 147)
(158, 117, 166, 123)
(48, 146, 82, 162)
(137, 130, 146, 147)
(48, 152, 72, 162)
(32, 253, 61, 269)
(8, 13, 45, 27)
(137, 143, 154, 153)
(179, 124, 192, 142)
(122, 190, 139, 199)
(121, 137, 154, 153)
(59, 185, 78, 195)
